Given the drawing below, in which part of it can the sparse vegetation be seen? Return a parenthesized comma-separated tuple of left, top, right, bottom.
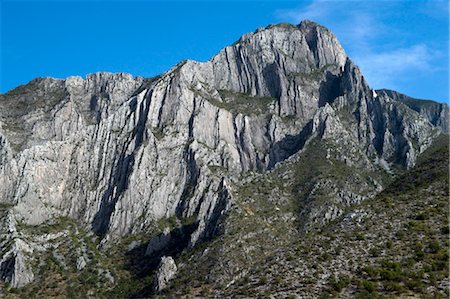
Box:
(151, 126, 165, 140)
(163, 135, 449, 298)
(212, 89, 276, 115)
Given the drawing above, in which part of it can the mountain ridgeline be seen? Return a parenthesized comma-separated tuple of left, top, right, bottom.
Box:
(0, 21, 448, 297)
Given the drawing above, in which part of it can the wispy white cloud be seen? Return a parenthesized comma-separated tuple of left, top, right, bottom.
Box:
(275, 1, 446, 91)
(354, 44, 442, 88)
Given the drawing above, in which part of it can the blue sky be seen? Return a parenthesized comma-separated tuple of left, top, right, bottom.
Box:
(1, 0, 448, 103)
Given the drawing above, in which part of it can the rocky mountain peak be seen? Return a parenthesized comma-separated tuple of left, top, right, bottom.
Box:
(223, 21, 347, 72)
(0, 21, 447, 293)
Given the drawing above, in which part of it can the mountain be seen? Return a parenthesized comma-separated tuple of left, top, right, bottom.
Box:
(0, 21, 448, 297)
(376, 89, 449, 133)
(167, 134, 449, 299)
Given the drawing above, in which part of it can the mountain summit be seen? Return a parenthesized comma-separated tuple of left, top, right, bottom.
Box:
(0, 22, 448, 297)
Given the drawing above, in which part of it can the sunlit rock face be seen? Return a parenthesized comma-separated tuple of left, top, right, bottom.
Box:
(0, 20, 446, 287)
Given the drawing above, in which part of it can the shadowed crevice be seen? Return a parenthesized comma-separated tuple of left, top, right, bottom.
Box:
(318, 71, 343, 108)
(175, 146, 200, 218)
(268, 120, 313, 169)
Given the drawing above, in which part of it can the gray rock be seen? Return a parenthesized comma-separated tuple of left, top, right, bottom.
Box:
(0, 238, 34, 288)
(0, 20, 446, 288)
(377, 89, 449, 133)
(104, 271, 114, 284)
(152, 256, 177, 292)
(76, 256, 87, 271)
(127, 240, 141, 252)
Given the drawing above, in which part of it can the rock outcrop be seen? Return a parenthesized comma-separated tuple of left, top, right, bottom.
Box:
(0, 210, 34, 288)
(152, 256, 177, 292)
(0, 20, 447, 289)
(377, 89, 449, 133)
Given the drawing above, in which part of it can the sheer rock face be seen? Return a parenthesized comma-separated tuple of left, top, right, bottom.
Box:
(210, 21, 347, 118)
(0, 211, 34, 288)
(376, 89, 449, 133)
(0, 21, 446, 287)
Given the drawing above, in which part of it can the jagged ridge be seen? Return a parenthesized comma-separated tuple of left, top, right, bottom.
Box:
(0, 20, 447, 293)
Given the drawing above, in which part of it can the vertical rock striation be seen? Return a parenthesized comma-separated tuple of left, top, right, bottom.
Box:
(0, 20, 447, 288)
(377, 89, 449, 133)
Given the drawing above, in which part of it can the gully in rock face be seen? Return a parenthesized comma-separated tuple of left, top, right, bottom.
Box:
(0, 21, 448, 298)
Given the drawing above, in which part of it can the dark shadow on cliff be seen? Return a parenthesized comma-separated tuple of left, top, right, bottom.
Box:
(128, 178, 230, 298)
(124, 221, 199, 298)
(318, 71, 343, 108)
(268, 120, 313, 169)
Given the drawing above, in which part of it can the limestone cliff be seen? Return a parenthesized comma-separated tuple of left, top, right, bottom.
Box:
(377, 89, 449, 133)
(0, 21, 446, 289)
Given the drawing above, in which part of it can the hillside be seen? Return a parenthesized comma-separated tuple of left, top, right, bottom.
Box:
(154, 135, 448, 298)
(0, 21, 448, 298)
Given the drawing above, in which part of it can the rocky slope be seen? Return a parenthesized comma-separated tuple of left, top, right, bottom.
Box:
(376, 89, 449, 133)
(0, 20, 448, 296)
(166, 134, 448, 299)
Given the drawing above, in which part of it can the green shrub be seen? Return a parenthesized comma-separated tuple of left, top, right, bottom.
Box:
(379, 261, 402, 282)
(415, 250, 425, 261)
(428, 239, 440, 253)
(319, 252, 331, 261)
(259, 276, 268, 285)
(395, 231, 405, 239)
(414, 213, 428, 220)
(362, 280, 376, 293)
(364, 266, 379, 279)
(431, 259, 446, 271)
(405, 279, 423, 291)
(369, 247, 381, 257)
(330, 275, 350, 292)
(355, 233, 365, 240)
(151, 127, 164, 140)
(385, 240, 393, 249)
